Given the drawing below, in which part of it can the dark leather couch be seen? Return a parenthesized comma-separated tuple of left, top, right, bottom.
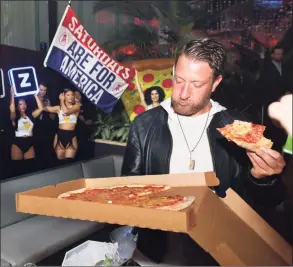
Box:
(0, 155, 123, 266)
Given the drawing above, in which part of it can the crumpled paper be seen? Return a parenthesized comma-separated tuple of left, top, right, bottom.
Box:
(62, 240, 118, 266)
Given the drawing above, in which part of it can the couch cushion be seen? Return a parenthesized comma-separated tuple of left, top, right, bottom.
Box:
(1, 259, 11, 266)
(1, 216, 104, 266)
(81, 155, 124, 178)
(81, 156, 116, 178)
(1, 163, 83, 228)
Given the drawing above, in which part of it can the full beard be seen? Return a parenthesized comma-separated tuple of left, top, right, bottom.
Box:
(171, 96, 211, 116)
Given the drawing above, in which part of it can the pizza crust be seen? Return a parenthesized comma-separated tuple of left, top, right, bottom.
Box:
(156, 196, 195, 211)
(232, 136, 273, 152)
(58, 188, 88, 199)
(106, 184, 170, 189)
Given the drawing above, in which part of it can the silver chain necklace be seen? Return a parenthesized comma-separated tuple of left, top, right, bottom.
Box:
(177, 109, 211, 170)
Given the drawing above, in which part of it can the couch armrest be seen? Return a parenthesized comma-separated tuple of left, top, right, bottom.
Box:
(1, 258, 11, 266)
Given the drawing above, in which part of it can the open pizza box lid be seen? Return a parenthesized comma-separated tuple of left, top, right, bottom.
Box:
(16, 173, 292, 266)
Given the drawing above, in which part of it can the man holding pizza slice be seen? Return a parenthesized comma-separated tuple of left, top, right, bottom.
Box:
(122, 38, 287, 265)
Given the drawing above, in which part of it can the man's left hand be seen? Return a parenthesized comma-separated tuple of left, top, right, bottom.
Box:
(247, 148, 286, 179)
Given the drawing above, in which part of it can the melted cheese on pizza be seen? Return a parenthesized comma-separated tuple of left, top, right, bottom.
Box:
(231, 120, 252, 136)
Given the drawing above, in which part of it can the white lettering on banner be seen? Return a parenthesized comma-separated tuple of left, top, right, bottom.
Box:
(63, 41, 117, 90)
(72, 69, 81, 84)
(78, 74, 89, 89)
(68, 16, 78, 32)
(60, 54, 104, 105)
(107, 61, 118, 72)
(74, 25, 83, 40)
(18, 73, 32, 88)
(91, 88, 104, 104)
(66, 15, 131, 80)
(68, 17, 97, 50)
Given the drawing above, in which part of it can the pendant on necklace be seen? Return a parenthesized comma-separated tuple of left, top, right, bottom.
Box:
(189, 159, 195, 170)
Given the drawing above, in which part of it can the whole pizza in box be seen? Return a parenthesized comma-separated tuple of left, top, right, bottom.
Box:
(58, 184, 195, 211)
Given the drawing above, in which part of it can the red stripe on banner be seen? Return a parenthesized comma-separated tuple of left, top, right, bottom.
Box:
(62, 7, 135, 81)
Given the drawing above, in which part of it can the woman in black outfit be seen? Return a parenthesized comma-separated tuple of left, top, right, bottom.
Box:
(9, 86, 43, 176)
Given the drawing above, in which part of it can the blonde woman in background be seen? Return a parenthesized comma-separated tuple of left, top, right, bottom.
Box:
(44, 88, 80, 162)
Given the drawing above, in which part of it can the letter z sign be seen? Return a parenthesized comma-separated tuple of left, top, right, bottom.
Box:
(8, 66, 39, 97)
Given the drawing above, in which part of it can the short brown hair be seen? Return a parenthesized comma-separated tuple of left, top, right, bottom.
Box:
(39, 81, 48, 88)
(175, 38, 226, 79)
(271, 46, 283, 54)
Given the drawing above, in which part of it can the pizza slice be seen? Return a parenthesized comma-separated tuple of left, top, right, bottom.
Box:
(217, 120, 273, 152)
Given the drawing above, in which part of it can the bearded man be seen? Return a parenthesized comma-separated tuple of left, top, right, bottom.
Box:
(121, 38, 286, 265)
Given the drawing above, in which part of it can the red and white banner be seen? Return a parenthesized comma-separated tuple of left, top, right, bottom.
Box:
(44, 6, 135, 113)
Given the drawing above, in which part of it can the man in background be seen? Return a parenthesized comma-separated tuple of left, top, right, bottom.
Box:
(256, 47, 288, 151)
(34, 82, 57, 170)
(258, 47, 287, 105)
(38, 82, 55, 121)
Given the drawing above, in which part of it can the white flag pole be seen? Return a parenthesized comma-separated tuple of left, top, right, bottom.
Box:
(43, 2, 71, 67)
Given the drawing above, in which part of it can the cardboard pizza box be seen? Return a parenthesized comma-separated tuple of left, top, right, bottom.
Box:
(16, 173, 292, 266)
